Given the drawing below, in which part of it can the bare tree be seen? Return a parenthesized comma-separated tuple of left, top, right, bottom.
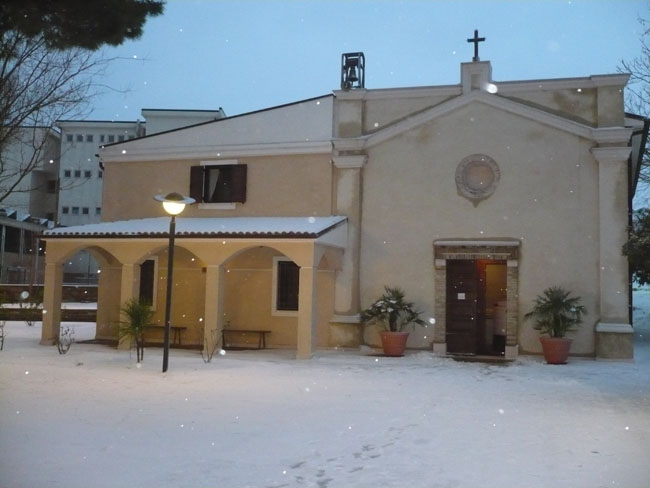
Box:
(0, 0, 163, 205)
(620, 12, 650, 186)
(0, 31, 106, 204)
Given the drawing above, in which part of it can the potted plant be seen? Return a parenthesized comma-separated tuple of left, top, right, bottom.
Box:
(360, 286, 426, 356)
(118, 298, 154, 363)
(524, 286, 587, 364)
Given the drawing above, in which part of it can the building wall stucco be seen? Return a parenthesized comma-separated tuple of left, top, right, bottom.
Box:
(358, 102, 603, 354)
(363, 95, 457, 133)
(102, 154, 333, 222)
(502, 89, 598, 126)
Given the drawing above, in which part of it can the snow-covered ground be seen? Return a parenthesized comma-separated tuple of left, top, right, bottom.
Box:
(1, 294, 649, 488)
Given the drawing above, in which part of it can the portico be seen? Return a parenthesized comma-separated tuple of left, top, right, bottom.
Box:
(41, 216, 347, 359)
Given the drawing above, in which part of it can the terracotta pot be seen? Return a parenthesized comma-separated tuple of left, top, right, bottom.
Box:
(539, 336, 572, 364)
(379, 331, 410, 357)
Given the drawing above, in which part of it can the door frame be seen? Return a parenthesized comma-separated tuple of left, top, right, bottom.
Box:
(433, 239, 520, 359)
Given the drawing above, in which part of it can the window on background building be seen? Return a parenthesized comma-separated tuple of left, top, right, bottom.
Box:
(84, 170, 92, 178)
(66, 134, 73, 142)
(62, 207, 69, 214)
(189, 164, 247, 204)
(4, 226, 20, 253)
(76, 134, 83, 142)
(118, 135, 125, 141)
(82, 207, 89, 215)
(98, 170, 103, 178)
(47, 180, 57, 193)
(71, 207, 79, 215)
(95, 207, 101, 215)
(273, 257, 299, 313)
(74, 170, 81, 177)
(86, 134, 93, 142)
(108, 135, 115, 142)
(64, 169, 71, 177)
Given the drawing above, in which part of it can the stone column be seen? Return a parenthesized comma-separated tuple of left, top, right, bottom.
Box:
(505, 260, 519, 360)
(40, 262, 63, 345)
(591, 146, 634, 359)
(118, 263, 138, 349)
(203, 265, 224, 357)
(432, 259, 447, 356)
(297, 265, 318, 359)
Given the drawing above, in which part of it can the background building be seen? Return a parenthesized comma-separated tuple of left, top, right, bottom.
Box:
(55, 108, 225, 283)
(0, 109, 225, 284)
(0, 126, 59, 284)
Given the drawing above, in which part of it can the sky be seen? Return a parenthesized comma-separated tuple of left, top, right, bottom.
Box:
(88, 0, 649, 121)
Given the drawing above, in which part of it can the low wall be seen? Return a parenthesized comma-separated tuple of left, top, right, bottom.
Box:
(0, 308, 96, 322)
(0, 284, 98, 303)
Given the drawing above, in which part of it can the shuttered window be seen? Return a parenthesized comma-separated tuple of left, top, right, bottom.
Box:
(139, 259, 155, 306)
(276, 260, 299, 311)
(190, 164, 247, 203)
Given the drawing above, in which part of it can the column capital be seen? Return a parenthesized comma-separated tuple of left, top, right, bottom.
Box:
(333, 154, 367, 169)
(590, 146, 632, 164)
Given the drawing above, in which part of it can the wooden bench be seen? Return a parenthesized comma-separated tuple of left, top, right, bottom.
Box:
(144, 325, 187, 345)
(222, 329, 271, 350)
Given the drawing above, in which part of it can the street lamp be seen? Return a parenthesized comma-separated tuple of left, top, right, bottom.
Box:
(154, 192, 195, 372)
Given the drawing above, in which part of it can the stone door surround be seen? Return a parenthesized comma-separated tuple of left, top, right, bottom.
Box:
(433, 239, 520, 359)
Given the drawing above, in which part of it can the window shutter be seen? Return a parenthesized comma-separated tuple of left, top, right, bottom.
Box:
(189, 166, 204, 202)
(230, 164, 247, 203)
(139, 260, 155, 305)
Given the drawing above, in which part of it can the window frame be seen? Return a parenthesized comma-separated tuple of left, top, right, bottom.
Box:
(190, 160, 246, 209)
(271, 256, 300, 316)
(138, 257, 158, 310)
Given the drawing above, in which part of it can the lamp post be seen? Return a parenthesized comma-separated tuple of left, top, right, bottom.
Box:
(154, 192, 195, 372)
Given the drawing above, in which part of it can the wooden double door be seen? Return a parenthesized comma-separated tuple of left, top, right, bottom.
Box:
(446, 259, 506, 355)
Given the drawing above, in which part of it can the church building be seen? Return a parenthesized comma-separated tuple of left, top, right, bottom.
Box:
(40, 34, 648, 361)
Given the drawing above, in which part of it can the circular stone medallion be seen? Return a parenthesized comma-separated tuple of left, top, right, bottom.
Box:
(455, 154, 500, 202)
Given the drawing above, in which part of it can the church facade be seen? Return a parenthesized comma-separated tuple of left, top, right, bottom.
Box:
(40, 49, 647, 360)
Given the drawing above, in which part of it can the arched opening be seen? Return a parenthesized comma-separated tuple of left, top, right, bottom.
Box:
(41, 243, 120, 345)
(218, 245, 336, 350)
(63, 250, 99, 285)
(133, 245, 205, 347)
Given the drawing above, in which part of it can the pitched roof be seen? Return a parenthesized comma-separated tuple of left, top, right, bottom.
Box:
(43, 216, 347, 239)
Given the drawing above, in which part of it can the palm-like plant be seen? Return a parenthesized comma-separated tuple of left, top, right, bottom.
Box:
(118, 299, 154, 362)
(524, 286, 587, 338)
(360, 286, 426, 332)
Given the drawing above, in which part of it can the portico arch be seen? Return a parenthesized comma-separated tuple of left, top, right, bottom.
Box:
(41, 242, 121, 345)
(42, 216, 348, 358)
